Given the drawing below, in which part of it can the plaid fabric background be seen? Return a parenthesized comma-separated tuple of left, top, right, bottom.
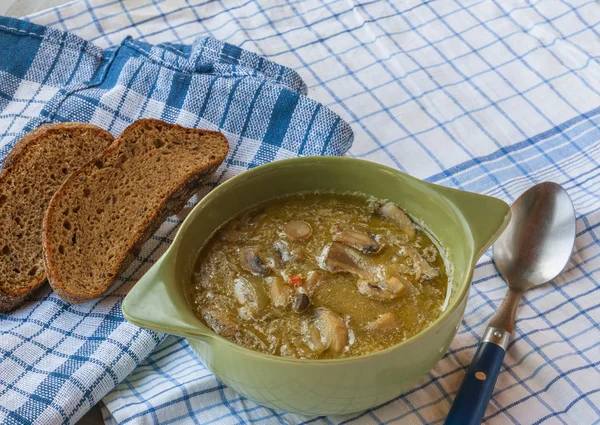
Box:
(8, 0, 600, 423)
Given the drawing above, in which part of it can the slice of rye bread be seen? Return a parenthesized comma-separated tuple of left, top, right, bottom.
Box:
(43, 119, 229, 303)
(0, 123, 114, 312)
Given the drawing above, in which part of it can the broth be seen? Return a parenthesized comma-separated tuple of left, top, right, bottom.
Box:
(188, 193, 448, 359)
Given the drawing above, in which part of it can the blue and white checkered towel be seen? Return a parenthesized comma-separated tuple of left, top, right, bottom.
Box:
(3, 0, 600, 424)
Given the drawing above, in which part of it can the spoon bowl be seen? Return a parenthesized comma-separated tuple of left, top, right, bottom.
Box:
(493, 182, 576, 291)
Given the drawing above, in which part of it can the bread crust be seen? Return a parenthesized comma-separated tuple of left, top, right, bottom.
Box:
(43, 119, 229, 303)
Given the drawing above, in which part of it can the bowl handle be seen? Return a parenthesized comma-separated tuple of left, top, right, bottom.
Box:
(121, 250, 214, 342)
(437, 186, 511, 260)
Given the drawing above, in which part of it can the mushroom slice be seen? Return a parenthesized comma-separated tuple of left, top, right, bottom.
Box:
(304, 270, 324, 295)
(283, 220, 312, 240)
(267, 276, 291, 307)
(334, 230, 381, 254)
(305, 323, 327, 353)
(365, 312, 402, 332)
(357, 281, 396, 301)
(292, 294, 311, 313)
(240, 246, 270, 275)
(383, 275, 406, 294)
(273, 240, 307, 267)
(323, 242, 372, 278)
(273, 240, 296, 269)
(358, 275, 407, 301)
(405, 247, 439, 281)
(202, 308, 239, 339)
(234, 277, 269, 315)
(380, 203, 416, 239)
(314, 308, 348, 354)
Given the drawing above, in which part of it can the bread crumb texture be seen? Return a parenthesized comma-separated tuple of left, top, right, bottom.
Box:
(44, 119, 229, 302)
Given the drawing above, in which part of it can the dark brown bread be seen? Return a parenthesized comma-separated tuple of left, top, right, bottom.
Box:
(0, 123, 114, 312)
(43, 119, 229, 303)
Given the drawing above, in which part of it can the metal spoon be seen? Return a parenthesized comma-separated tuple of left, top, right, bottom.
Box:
(445, 182, 576, 425)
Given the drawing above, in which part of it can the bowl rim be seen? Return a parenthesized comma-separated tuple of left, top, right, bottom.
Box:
(141, 156, 492, 364)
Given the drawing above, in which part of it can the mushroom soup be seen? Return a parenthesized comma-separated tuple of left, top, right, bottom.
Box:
(188, 193, 449, 359)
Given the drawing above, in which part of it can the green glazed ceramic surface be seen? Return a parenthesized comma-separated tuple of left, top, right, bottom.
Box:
(122, 157, 510, 415)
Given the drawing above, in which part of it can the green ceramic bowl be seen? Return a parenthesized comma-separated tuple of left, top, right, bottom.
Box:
(122, 157, 510, 415)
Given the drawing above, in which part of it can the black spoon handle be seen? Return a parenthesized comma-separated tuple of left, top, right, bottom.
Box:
(444, 327, 510, 425)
